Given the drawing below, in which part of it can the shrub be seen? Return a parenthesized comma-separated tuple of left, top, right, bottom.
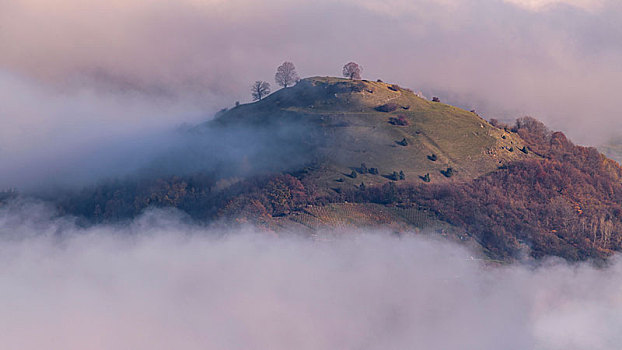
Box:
(388, 84, 400, 91)
(358, 163, 368, 174)
(427, 154, 438, 161)
(389, 116, 409, 126)
(432, 97, 440, 102)
(399, 171, 405, 180)
(441, 167, 454, 177)
(397, 138, 409, 146)
(420, 173, 431, 182)
(369, 168, 379, 175)
(350, 170, 358, 179)
(376, 103, 399, 112)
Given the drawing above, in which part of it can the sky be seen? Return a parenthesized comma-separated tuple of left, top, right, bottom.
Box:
(1, 0, 622, 189)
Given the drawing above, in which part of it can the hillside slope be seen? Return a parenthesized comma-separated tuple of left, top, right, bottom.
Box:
(51, 77, 622, 262)
(203, 77, 532, 193)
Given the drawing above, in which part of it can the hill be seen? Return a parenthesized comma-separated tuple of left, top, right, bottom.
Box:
(204, 77, 532, 191)
(50, 77, 622, 262)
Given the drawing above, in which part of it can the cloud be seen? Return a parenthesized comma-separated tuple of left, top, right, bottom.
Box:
(504, 0, 606, 12)
(0, 73, 321, 191)
(0, 71, 212, 190)
(1, 204, 622, 349)
(2, 0, 622, 190)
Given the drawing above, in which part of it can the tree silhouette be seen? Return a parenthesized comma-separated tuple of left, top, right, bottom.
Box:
(275, 61, 299, 88)
(251, 81, 271, 101)
(342, 62, 362, 80)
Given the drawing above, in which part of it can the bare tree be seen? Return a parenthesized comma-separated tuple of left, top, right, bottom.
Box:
(251, 81, 271, 101)
(275, 61, 299, 88)
(342, 62, 362, 80)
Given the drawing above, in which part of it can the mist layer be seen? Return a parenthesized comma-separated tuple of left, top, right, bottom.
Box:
(1, 205, 621, 350)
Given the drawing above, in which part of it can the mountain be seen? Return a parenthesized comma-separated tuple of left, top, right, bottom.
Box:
(50, 77, 622, 262)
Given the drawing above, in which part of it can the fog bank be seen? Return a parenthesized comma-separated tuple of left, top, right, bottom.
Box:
(3, 0, 622, 189)
(2, 0, 622, 138)
(1, 205, 621, 350)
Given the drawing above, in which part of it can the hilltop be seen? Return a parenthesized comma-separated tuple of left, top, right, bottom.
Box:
(51, 77, 622, 262)
(203, 77, 532, 190)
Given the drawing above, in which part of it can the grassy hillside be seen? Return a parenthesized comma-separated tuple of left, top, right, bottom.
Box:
(203, 77, 537, 258)
(206, 77, 532, 194)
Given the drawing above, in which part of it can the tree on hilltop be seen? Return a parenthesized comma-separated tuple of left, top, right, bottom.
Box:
(343, 62, 362, 80)
(251, 81, 271, 101)
(275, 61, 299, 88)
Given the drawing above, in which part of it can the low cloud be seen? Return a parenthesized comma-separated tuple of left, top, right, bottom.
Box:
(0, 70, 213, 188)
(0, 72, 320, 191)
(1, 203, 622, 349)
(504, 0, 606, 12)
(2, 0, 622, 190)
